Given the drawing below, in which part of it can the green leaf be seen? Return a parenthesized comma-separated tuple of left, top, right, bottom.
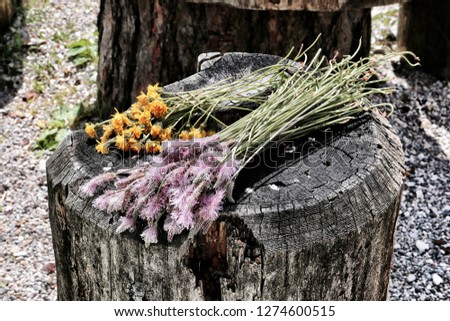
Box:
(37, 128, 58, 141)
(67, 46, 90, 58)
(73, 56, 91, 67)
(48, 119, 65, 128)
(68, 39, 92, 49)
(55, 128, 69, 143)
(52, 105, 81, 127)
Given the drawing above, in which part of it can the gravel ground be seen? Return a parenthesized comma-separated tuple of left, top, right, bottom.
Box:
(0, 0, 98, 300)
(0, 2, 448, 301)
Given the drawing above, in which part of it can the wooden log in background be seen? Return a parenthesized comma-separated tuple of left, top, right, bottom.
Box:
(397, 0, 450, 79)
(48, 53, 404, 300)
(97, 0, 371, 117)
(0, 0, 16, 34)
(186, 0, 402, 11)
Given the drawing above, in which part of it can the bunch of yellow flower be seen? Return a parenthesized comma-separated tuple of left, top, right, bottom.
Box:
(85, 84, 214, 155)
(85, 84, 172, 155)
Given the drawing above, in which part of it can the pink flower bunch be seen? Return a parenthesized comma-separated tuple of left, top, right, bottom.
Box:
(80, 135, 239, 246)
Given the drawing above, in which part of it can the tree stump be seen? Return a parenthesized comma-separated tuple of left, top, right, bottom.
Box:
(48, 53, 404, 300)
(398, 0, 450, 79)
(97, 0, 373, 117)
(0, 0, 16, 34)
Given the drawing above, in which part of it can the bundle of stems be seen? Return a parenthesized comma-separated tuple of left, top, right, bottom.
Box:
(162, 49, 303, 132)
(219, 46, 407, 172)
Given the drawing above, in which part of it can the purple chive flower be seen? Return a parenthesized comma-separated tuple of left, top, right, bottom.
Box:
(106, 190, 127, 213)
(164, 166, 188, 186)
(214, 161, 239, 190)
(170, 185, 195, 209)
(198, 190, 225, 222)
(198, 135, 219, 148)
(140, 225, 158, 246)
(189, 161, 213, 185)
(114, 170, 145, 189)
(171, 208, 194, 229)
(140, 199, 162, 221)
(92, 190, 114, 211)
(115, 216, 136, 233)
(163, 217, 185, 242)
(80, 172, 116, 197)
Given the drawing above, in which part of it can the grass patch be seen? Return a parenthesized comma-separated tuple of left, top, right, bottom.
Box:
(35, 104, 84, 151)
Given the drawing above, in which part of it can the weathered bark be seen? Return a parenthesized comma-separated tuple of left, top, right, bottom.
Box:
(398, 0, 450, 79)
(186, 0, 402, 11)
(48, 53, 404, 300)
(0, 0, 15, 34)
(97, 0, 371, 117)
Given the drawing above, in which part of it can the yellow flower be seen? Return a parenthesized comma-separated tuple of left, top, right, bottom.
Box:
(121, 114, 131, 127)
(153, 143, 161, 153)
(145, 141, 161, 154)
(138, 109, 151, 126)
(102, 124, 114, 140)
(206, 130, 216, 137)
(122, 129, 133, 138)
(111, 108, 131, 134)
(189, 127, 203, 139)
(100, 132, 110, 143)
(95, 140, 109, 154)
(128, 137, 141, 153)
(111, 109, 124, 133)
(137, 92, 149, 107)
(151, 125, 163, 139)
(179, 130, 190, 141)
(131, 125, 143, 139)
(149, 100, 168, 119)
(115, 134, 127, 151)
(130, 104, 142, 120)
(159, 127, 172, 141)
(146, 83, 161, 100)
(84, 123, 96, 139)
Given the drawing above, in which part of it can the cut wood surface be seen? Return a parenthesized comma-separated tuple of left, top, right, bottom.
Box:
(186, 0, 404, 11)
(97, 0, 371, 117)
(48, 53, 404, 300)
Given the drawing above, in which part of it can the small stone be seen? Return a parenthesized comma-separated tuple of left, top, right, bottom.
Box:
(407, 274, 416, 282)
(13, 251, 28, 257)
(36, 120, 47, 129)
(11, 110, 25, 118)
(415, 240, 429, 253)
(43, 262, 56, 275)
(268, 184, 279, 191)
(39, 159, 47, 172)
(432, 274, 443, 286)
(245, 188, 254, 194)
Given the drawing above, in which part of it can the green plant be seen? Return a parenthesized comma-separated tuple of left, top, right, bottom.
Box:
(67, 38, 97, 67)
(35, 104, 84, 150)
(33, 80, 44, 94)
(52, 30, 70, 43)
